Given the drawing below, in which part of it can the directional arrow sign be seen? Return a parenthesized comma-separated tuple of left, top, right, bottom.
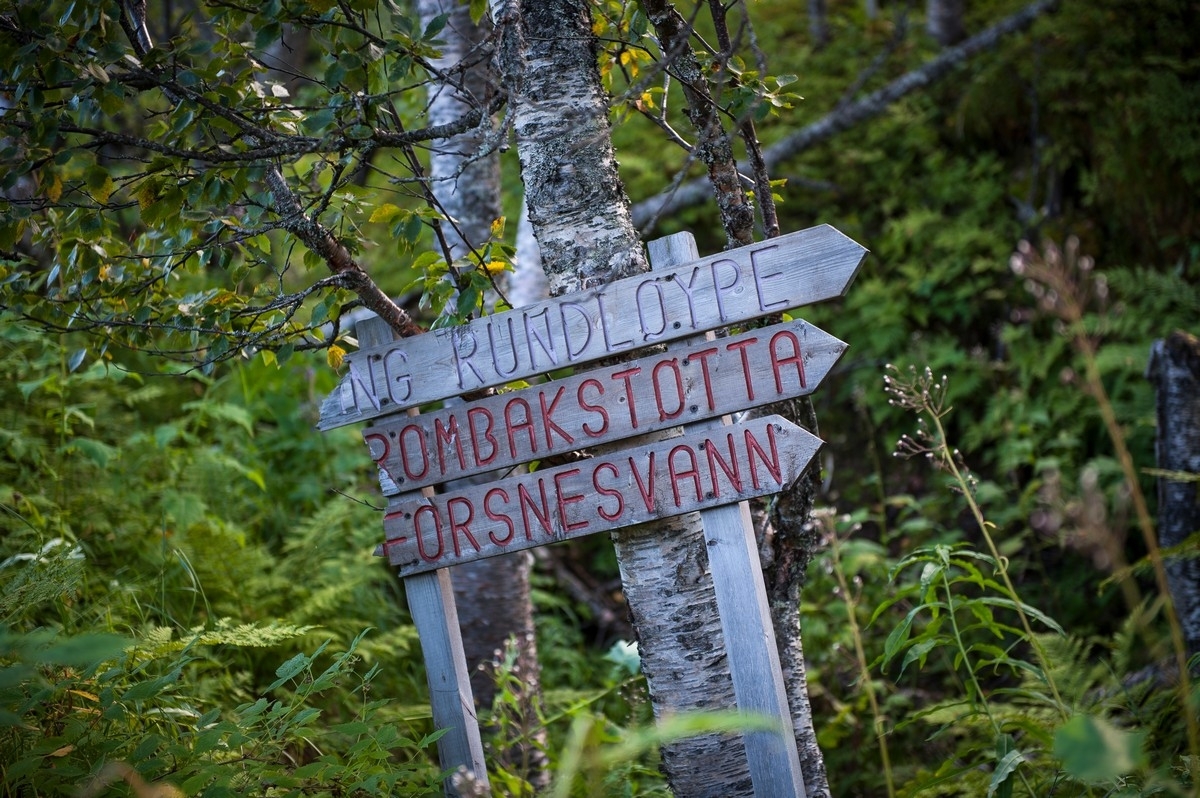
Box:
(319, 224, 866, 429)
(378, 414, 821, 577)
(364, 317, 845, 494)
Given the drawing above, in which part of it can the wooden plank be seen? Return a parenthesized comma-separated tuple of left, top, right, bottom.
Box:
(357, 316, 488, 797)
(379, 414, 821, 576)
(650, 232, 808, 797)
(363, 317, 846, 493)
(318, 224, 866, 429)
(405, 570, 489, 796)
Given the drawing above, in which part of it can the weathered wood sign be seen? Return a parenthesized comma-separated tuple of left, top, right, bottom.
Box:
(320, 224, 867, 798)
(380, 414, 821, 576)
(318, 224, 866, 429)
(364, 318, 846, 493)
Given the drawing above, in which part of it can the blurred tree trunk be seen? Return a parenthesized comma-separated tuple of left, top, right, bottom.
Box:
(927, 0, 966, 46)
(415, 1, 547, 788)
(810, 0, 830, 48)
(493, 0, 755, 793)
(1148, 331, 1200, 657)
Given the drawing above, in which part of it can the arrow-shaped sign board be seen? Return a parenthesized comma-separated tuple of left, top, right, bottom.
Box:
(319, 224, 866, 430)
(378, 415, 821, 577)
(365, 318, 845, 494)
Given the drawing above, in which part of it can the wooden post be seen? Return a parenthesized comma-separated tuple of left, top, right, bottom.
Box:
(357, 316, 489, 797)
(649, 233, 809, 797)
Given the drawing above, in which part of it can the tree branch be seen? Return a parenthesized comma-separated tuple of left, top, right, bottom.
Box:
(631, 0, 1059, 228)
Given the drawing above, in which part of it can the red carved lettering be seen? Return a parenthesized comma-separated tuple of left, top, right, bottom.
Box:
(504, 397, 537, 458)
(629, 452, 657, 513)
(705, 433, 743, 495)
(467, 407, 498, 467)
(398, 424, 429, 481)
(553, 468, 588, 533)
(611, 366, 643, 428)
(518, 479, 553, 540)
(652, 358, 685, 422)
(745, 424, 783, 488)
(578, 379, 610, 437)
(414, 505, 444, 562)
(484, 488, 515, 546)
(688, 346, 720, 412)
(447, 496, 481, 557)
(593, 462, 625, 522)
(769, 330, 807, 393)
(434, 416, 467, 474)
(364, 432, 389, 464)
(725, 338, 758, 401)
(539, 385, 574, 448)
(668, 444, 702, 507)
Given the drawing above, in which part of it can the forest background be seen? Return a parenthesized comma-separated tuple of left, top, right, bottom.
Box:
(1, 0, 1198, 795)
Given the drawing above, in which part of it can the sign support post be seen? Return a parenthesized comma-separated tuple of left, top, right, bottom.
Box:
(323, 225, 868, 796)
(357, 316, 489, 797)
(649, 233, 808, 797)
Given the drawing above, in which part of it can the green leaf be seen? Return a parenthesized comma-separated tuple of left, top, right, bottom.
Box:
(423, 12, 449, 39)
(269, 652, 311, 690)
(988, 734, 1021, 798)
(1053, 713, 1147, 783)
(34, 633, 127, 667)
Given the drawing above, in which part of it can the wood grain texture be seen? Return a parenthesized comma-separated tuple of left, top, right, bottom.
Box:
(318, 224, 866, 429)
(358, 316, 489, 796)
(364, 317, 846, 493)
(381, 415, 820, 576)
(653, 233, 808, 797)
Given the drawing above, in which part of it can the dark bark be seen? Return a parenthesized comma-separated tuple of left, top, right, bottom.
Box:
(641, 0, 754, 247)
(1147, 331, 1200, 657)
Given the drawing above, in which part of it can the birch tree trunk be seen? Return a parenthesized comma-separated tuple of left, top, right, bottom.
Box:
(416, 2, 547, 787)
(492, 0, 754, 793)
(1147, 331, 1200, 657)
(927, 0, 966, 46)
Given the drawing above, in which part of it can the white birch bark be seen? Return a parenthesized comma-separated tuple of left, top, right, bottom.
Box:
(492, 0, 754, 793)
(416, 2, 547, 787)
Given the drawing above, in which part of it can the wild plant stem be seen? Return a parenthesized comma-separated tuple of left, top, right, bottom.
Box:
(829, 529, 896, 798)
(1076, 335, 1200, 763)
(941, 568, 1037, 796)
(928, 410, 1070, 719)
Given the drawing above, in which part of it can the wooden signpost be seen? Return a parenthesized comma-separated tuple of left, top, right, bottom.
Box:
(318, 224, 863, 429)
(319, 225, 866, 797)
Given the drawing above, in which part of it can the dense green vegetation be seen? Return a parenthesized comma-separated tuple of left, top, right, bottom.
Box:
(2, 0, 1199, 795)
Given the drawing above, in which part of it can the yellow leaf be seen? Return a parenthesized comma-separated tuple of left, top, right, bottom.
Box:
(326, 344, 345, 370)
(260, 349, 277, 368)
(98, 263, 112, 282)
(67, 689, 99, 702)
(484, 260, 508, 275)
(93, 175, 114, 204)
(369, 203, 403, 223)
(45, 173, 63, 203)
(490, 216, 505, 238)
(47, 744, 75, 758)
(137, 183, 157, 210)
